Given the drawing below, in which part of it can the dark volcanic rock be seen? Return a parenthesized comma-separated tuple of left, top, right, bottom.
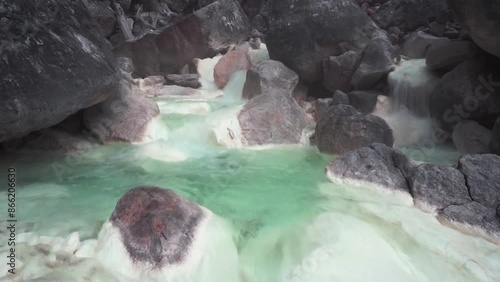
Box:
(83, 78, 160, 143)
(110, 186, 204, 266)
(348, 90, 381, 114)
(491, 117, 500, 155)
(0, 0, 119, 142)
(326, 143, 414, 194)
(425, 40, 479, 71)
(447, 0, 500, 58)
(262, 0, 379, 83)
(315, 105, 394, 155)
(322, 51, 361, 93)
(409, 164, 471, 211)
(429, 59, 500, 133)
(242, 60, 299, 100)
(114, 0, 250, 77)
(402, 31, 449, 59)
(214, 50, 251, 89)
(332, 90, 349, 105)
(371, 0, 449, 31)
(238, 93, 310, 145)
(439, 201, 500, 236)
(452, 120, 492, 154)
(457, 154, 500, 209)
(165, 74, 201, 88)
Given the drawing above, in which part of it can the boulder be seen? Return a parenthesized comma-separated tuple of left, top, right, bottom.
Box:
(332, 90, 349, 105)
(371, 0, 449, 31)
(96, 186, 239, 281)
(452, 120, 492, 154)
(402, 31, 449, 59)
(457, 154, 500, 209)
(326, 143, 414, 194)
(242, 60, 299, 100)
(447, 0, 500, 58)
(348, 90, 381, 114)
(315, 105, 394, 155)
(429, 59, 500, 133)
(490, 117, 500, 155)
(161, 0, 195, 12)
(322, 51, 361, 93)
(18, 129, 94, 154)
(165, 74, 201, 88)
(0, 0, 119, 142)
(83, 78, 160, 143)
(426, 40, 479, 71)
(409, 164, 471, 212)
(351, 35, 396, 90)
(83, 0, 117, 38)
(262, 0, 379, 83)
(117, 57, 135, 74)
(314, 98, 333, 122)
(114, 0, 250, 77)
(238, 93, 310, 145)
(438, 201, 500, 236)
(214, 50, 252, 89)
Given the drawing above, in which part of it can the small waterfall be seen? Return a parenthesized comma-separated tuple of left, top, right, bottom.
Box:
(388, 59, 440, 117)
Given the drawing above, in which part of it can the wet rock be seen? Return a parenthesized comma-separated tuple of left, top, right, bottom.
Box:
(83, 78, 160, 143)
(162, 0, 196, 13)
(452, 120, 492, 154)
(238, 93, 310, 145)
(332, 90, 349, 105)
(214, 50, 252, 89)
(490, 117, 500, 155)
(84, 0, 117, 38)
(426, 40, 479, 71)
(402, 31, 449, 59)
(447, 0, 500, 58)
(263, 0, 379, 83)
(457, 154, 500, 209)
(0, 0, 119, 142)
(242, 60, 299, 100)
(165, 74, 201, 88)
(315, 105, 394, 155)
(371, 0, 449, 31)
(114, 0, 250, 77)
(352, 35, 396, 90)
(326, 143, 414, 194)
(348, 90, 381, 114)
(20, 129, 94, 154)
(322, 51, 361, 93)
(409, 164, 471, 212)
(429, 59, 500, 133)
(438, 201, 500, 237)
(314, 98, 333, 122)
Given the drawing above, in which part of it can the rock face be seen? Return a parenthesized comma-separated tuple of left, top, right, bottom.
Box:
(114, 0, 251, 77)
(214, 50, 251, 89)
(322, 51, 361, 93)
(402, 31, 449, 59)
(348, 91, 381, 114)
(315, 105, 394, 155)
(429, 59, 500, 133)
(326, 143, 413, 194)
(425, 40, 479, 71)
(326, 144, 500, 241)
(447, 0, 500, 58)
(83, 78, 160, 143)
(452, 120, 492, 154)
(83, 0, 117, 38)
(242, 60, 299, 100)
(371, 0, 449, 31)
(238, 92, 310, 145)
(0, 0, 119, 142)
(491, 117, 500, 155)
(262, 0, 379, 83)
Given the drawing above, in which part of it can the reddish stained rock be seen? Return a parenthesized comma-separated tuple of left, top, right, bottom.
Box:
(213, 50, 252, 89)
(110, 186, 204, 266)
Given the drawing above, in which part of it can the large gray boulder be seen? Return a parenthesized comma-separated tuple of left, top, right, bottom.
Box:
(402, 31, 449, 59)
(0, 0, 119, 142)
(452, 120, 492, 154)
(114, 0, 250, 77)
(425, 40, 479, 71)
(491, 117, 500, 155)
(238, 92, 310, 145)
(429, 59, 500, 133)
(371, 0, 449, 31)
(447, 0, 500, 58)
(242, 60, 298, 100)
(438, 201, 500, 236)
(262, 0, 379, 83)
(315, 105, 394, 155)
(326, 143, 414, 194)
(322, 51, 361, 93)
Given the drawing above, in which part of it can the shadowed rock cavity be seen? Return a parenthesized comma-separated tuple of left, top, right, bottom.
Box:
(110, 186, 205, 266)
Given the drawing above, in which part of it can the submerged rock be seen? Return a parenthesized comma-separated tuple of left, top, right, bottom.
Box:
(402, 31, 449, 59)
(315, 105, 394, 155)
(0, 0, 119, 142)
(452, 120, 492, 154)
(348, 90, 381, 114)
(114, 0, 250, 77)
(165, 73, 201, 88)
(239, 92, 310, 146)
(263, 0, 379, 83)
(242, 60, 299, 100)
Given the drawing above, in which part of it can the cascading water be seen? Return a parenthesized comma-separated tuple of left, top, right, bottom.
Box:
(1, 47, 499, 282)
